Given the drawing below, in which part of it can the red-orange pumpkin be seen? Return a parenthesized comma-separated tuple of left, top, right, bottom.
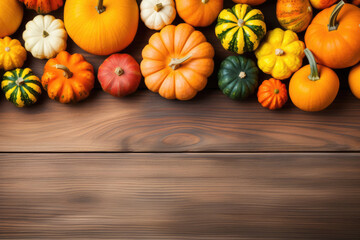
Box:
(233, 0, 267, 5)
(18, 0, 63, 13)
(257, 78, 288, 110)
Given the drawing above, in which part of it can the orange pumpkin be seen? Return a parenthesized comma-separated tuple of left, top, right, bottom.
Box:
(257, 78, 288, 110)
(141, 23, 215, 100)
(349, 63, 360, 99)
(276, 0, 313, 33)
(64, 0, 139, 55)
(175, 0, 223, 27)
(289, 49, 339, 112)
(305, 0, 360, 69)
(18, 0, 63, 13)
(232, 0, 267, 5)
(41, 51, 95, 103)
(351, 0, 360, 5)
(309, 0, 338, 9)
(0, 0, 23, 38)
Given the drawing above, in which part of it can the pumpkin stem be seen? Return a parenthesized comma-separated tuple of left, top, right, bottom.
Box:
(154, 3, 163, 12)
(304, 48, 320, 81)
(202, 0, 209, 3)
(15, 77, 25, 86)
(237, 19, 245, 27)
(328, 0, 345, 31)
(115, 67, 124, 76)
(169, 55, 192, 70)
(96, 0, 106, 14)
(275, 48, 284, 56)
(54, 64, 73, 79)
(5, 47, 10, 52)
(43, 30, 49, 38)
(274, 89, 279, 94)
(239, 71, 246, 79)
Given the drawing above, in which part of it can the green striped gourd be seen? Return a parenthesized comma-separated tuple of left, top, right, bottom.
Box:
(215, 4, 266, 54)
(1, 68, 42, 107)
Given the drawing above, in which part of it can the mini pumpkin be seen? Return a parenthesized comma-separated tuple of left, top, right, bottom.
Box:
(257, 78, 288, 110)
(23, 15, 67, 59)
(140, 0, 176, 30)
(175, 0, 223, 27)
(305, 0, 360, 69)
(141, 23, 214, 100)
(98, 54, 142, 97)
(1, 68, 42, 107)
(289, 49, 339, 112)
(215, 3, 266, 54)
(0, 0, 23, 38)
(349, 63, 360, 99)
(255, 28, 305, 80)
(218, 55, 259, 100)
(41, 51, 95, 103)
(0, 37, 27, 71)
(18, 0, 64, 13)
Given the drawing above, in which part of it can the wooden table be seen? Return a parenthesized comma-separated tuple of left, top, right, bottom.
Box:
(1, 1, 360, 239)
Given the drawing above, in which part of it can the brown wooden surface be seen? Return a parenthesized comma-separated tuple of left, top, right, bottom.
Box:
(1, 0, 360, 239)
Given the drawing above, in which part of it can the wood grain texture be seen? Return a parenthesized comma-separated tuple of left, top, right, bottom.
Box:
(0, 153, 360, 239)
(0, 90, 359, 152)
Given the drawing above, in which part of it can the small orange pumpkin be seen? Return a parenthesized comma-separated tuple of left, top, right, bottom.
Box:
(349, 63, 360, 99)
(41, 51, 95, 103)
(175, 0, 223, 27)
(257, 78, 288, 110)
(141, 23, 214, 100)
(305, 0, 360, 69)
(233, 0, 267, 5)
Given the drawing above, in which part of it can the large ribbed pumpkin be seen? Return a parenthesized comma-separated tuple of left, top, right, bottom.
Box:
(64, 0, 139, 56)
(0, 0, 23, 38)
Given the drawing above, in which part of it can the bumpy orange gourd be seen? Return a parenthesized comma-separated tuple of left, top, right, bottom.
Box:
(141, 23, 215, 100)
(175, 0, 223, 27)
(41, 51, 95, 103)
(257, 78, 288, 110)
(305, 0, 360, 69)
(233, 0, 267, 5)
(276, 0, 313, 32)
(349, 63, 360, 99)
(0, 0, 23, 37)
(289, 49, 339, 112)
(18, 0, 63, 13)
(310, 0, 338, 9)
(64, 0, 139, 55)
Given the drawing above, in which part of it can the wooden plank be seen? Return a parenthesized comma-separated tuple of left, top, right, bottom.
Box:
(0, 153, 359, 239)
(0, 90, 359, 152)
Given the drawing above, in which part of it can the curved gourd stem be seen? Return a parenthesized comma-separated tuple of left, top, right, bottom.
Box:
(15, 78, 24, 86)
(96, 0, 106, 14)
(115, 67, 124, 76)
(202, 0, 209, 3)
(154, 3, 163, 12)
(328, 0, 345, 31)
(54, 64, 73, 79)
(169, 55, 191, 70)
(304, 48, 320, 81)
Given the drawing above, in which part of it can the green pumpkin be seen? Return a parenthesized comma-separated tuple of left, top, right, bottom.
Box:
(1, 68, 42, 107)
(215, 4, 266, 54)
(218, 55, 259, 100)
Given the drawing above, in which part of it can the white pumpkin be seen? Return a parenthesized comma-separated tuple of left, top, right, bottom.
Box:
(140, 0, 176, 30)
(23, 15, 67, 60)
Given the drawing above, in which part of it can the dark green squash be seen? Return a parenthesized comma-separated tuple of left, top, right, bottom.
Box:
(218, 55, 259, 100)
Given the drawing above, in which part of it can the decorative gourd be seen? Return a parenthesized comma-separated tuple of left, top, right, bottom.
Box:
(41, 51, 95, 103)
(0, 37, 27, 71)
(276, 0, 313, 33)
(175, 0, 223, 27)
(218, 55, 259, 100)
(18, 0, 63, 13)
(140, 0, 176, 30)
(289, 49, 339, 112)
(64, 0, 139, 56)
(98, 54, 141, 97)
(141, 23, 214, 100)
(232, 0, 267, 5)
(305, 0, 360, 69)
(23, 15, 67, 60)
(349, 63, 360, 99)
(349, 0, 360, 6)
(215, 4, 266, 54)
(1, 68, 42, 107)
(255, 28, 305, 80)
(0, 0, 23, 38)
(257, 78, 288, 110)
(310, 0, 338, 9)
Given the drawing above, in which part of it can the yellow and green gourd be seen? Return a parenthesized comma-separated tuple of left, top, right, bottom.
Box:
(1, 68, 42, 107)
(215, 3, 266, 54)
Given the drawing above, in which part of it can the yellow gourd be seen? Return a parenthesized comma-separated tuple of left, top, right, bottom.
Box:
(0, 37, 27, 71)
(255, 28, 305, 80)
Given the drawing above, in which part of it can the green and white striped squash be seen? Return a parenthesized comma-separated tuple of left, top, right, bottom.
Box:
(1, 68, 42, 107)
(215, 4, 266, 54)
